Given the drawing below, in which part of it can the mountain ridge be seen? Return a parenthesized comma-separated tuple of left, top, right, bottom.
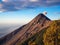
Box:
(21, 20, 60, 45)
(0, 13, 51, 45)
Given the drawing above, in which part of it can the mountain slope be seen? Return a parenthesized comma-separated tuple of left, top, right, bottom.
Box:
(43, 20, 60, 45)
(0, 13, 51, 45)
(20, 20, 60, 45)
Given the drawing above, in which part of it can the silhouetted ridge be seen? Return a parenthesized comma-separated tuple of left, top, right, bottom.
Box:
(37, 13, 50, 20)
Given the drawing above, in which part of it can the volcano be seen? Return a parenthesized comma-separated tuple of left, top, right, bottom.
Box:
(0, 13, 51, 45)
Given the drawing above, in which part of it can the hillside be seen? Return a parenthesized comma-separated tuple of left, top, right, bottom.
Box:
(0, 13, 51, 45)
(20, 20, 60, 45)
(43, 20, 60, 45)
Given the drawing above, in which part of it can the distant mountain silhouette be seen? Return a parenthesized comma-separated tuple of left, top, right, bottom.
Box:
(0, 13, 51, 45)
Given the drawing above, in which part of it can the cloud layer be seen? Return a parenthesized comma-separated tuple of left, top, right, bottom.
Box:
(0, 0, 60, 12)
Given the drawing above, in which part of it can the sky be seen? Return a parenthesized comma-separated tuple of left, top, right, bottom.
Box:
(0, 0, 60, 24)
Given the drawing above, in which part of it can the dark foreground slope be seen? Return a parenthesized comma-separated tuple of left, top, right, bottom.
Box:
(20, 20, 60, 45)
(0, 13, 51, 45)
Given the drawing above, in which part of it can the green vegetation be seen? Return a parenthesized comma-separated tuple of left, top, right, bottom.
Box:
(17, 20, 60, 45)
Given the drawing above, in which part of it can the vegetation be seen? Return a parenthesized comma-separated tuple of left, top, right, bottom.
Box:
(20, 28, 47, 45)
(17, 20, 60, 45)
(43, 20, 60, 45)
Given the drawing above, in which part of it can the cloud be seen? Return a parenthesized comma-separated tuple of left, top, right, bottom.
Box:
(0, 0, 60, 12)
(2, 0, 13, 2)
(0, 4, 3, 8)
(29, 0, 38, 2)
(2, 0, 8, 2)
(46, 0, 60, 6)
(0, 9, 6, 13)
(0, 11, 4, 13)
(55, 12, 60, 14)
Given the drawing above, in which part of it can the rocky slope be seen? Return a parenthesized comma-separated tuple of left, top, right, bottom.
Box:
(0, 13, 51, 45)
(21, 20, 60, 45)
